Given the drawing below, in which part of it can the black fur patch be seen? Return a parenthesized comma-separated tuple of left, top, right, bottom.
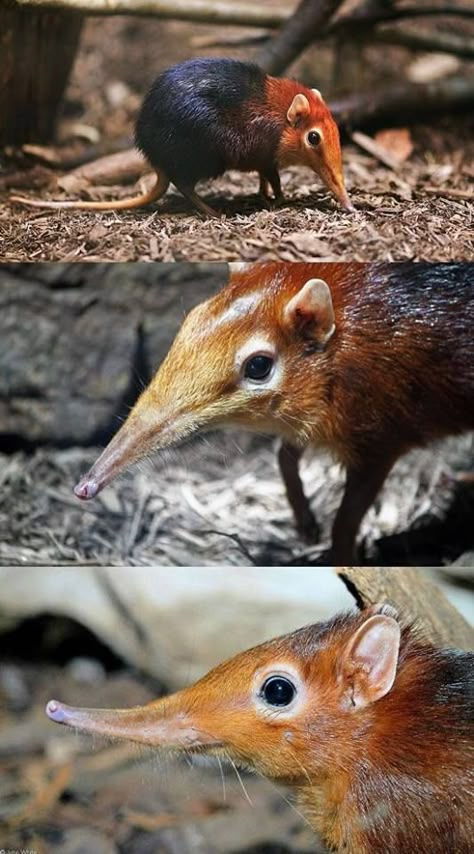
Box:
(135, 58, 268, 186)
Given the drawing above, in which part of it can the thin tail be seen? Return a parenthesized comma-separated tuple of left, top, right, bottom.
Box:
(9, 170, 169, 212)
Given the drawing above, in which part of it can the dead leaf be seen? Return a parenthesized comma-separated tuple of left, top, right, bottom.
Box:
(88, 224, 108, 242)
(374, 129, 414, 164)
(351, 130, 401, 171)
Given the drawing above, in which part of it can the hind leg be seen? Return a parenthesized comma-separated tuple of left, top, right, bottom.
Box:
(173, 182, 220, 218)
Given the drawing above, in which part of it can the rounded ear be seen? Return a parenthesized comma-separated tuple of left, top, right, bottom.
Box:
(284, 278, 335, 348)
(287, 93, 310, 127)
(311, 88, 323, 101)
(339, 614, 401, 709)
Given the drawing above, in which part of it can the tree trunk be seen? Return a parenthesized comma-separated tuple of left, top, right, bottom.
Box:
(0, 1, 83, 145)
(336, 567, 473, 651)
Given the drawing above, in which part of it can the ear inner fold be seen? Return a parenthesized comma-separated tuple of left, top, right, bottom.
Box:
(287, 93, 311, 126)
(339, 614, 401, 709)
(311, 88, 323, 101)
(284, 278, 336, 347)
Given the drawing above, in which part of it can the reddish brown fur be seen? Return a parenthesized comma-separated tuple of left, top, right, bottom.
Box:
(46, 606, 474, 853)
(220, 262, 474, 460)
(74, 262, 474, 561)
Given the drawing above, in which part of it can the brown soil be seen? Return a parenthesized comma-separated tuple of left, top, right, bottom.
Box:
(0, 15, 473, 262)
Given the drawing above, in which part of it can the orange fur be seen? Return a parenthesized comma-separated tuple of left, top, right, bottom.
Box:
(264, 77, 349, 207)
(46, 606, 474, 853)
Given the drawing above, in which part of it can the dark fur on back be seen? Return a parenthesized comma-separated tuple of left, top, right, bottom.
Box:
(331, 262, 474, 450)
(135, 58, 278, 186)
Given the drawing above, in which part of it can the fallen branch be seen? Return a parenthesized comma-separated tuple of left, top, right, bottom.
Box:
(422, 186, 474, 202)
(255, 0, 474, 73)
(2, 147, 146, 193)
(336, 567, 474, 651)
(58, 148, 148, 188)
(333, 4, 474, 30)
(329, 76, 474, 132)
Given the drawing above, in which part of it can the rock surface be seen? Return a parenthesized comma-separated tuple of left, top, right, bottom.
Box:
(0, 263, 224, 446)
(0, 566, 353, 686)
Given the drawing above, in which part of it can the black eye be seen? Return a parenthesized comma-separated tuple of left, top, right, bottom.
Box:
(261, 676, 296, 707)
(244, 354, 274, 382)
(307, 130, 321, 147)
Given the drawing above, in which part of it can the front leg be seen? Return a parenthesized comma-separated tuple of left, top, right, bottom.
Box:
(329, 455, 397, 565)
(278, 440, 320, 542)
(259, 167, 283, 206)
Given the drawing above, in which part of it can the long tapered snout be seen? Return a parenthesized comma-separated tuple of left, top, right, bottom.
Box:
(320, 163, 354, 212)
(74, 380, 186, 501)
(45, 694, 221, 750)
(334, 185, 354, 213)
(73, 328, 231, 501)
(317, 127, 354, 212)
(74, 416, 148, 501)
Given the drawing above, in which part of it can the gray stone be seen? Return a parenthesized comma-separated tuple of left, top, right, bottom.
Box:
(0, 566, 353, 687)
(0, 263, 224, 445)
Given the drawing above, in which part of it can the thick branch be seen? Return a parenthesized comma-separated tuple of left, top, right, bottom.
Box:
(13, 0, 288, 26)
(329, 76, 474, 132)
(256, 0, 344, 75)
(333, 4, 474, 30)
(12, 0, 474, 30)
(336, 567, 474, 652)
(373, 24, 474, 59)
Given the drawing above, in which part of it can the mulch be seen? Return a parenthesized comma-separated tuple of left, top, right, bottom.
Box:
(1, 432, 473, 566)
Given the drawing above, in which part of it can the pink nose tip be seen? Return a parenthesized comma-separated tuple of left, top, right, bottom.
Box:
(74, 478, 99, 500)
(46, 699, 67, 723)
